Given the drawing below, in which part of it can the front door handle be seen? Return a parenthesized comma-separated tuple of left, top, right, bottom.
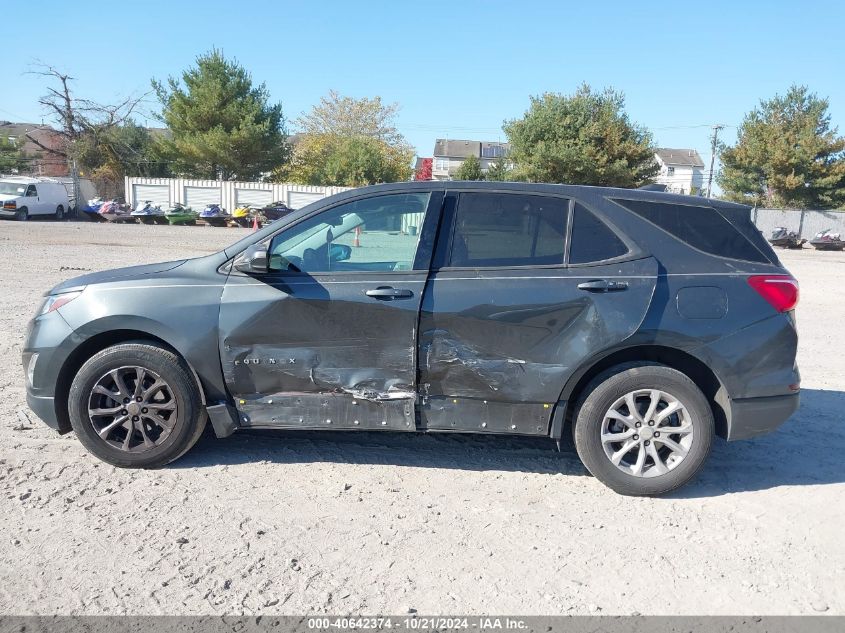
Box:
(365, 286, 413, 299)
(577, 279, 628, 293)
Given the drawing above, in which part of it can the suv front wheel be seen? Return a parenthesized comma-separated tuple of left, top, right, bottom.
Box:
(68, 343, 207, 468)
(573, 363, 714, 496)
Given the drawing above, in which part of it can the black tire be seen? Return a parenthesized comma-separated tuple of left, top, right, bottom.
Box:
(15, 208, 28, 221)
(68, 343, 207, 468)
(55, 205, 64, 220)
(572, 363, 714, 496)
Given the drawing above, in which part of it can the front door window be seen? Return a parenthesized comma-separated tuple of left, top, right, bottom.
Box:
(268, 193, 430, 273)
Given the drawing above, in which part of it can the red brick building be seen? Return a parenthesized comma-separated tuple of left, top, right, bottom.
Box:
(0, 122, 68, 177)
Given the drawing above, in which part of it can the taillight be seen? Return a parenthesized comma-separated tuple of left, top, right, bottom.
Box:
(747, 275, 799, 313)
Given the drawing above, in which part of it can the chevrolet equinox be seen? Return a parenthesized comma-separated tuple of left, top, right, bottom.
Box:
(23, 182, 800, 495)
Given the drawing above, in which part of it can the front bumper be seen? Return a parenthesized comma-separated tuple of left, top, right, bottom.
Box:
(727, 392, 800, 440)
(22, 310, 80, 433)
(26, 391, 61, 431)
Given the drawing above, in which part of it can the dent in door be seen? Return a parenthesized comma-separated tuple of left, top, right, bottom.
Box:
(219, 277, 418, 429)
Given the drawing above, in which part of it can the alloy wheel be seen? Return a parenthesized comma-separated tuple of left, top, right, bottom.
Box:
(600, 389, 694, 478)
(87, 366, 179, 452)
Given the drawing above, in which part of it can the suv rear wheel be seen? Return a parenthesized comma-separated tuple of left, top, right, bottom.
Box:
(572, 363, 714, 496)
(68, 343, 207, 468)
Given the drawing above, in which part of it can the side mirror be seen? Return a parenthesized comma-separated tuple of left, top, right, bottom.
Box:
(235, 243, 269, 274)
(330, 243, 352, 263)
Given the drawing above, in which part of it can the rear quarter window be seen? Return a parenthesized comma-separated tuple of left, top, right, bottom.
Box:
(613, 199, 768, 263)
(569, 203, 629, 264)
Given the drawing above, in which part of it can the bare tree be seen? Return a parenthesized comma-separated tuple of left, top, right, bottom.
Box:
(25, 63, 148, 159)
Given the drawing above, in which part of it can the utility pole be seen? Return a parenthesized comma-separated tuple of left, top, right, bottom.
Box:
(706, 124, 724, 198)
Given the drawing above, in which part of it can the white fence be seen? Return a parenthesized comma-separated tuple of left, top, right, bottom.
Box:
(124, 177, 352, 211)
(753, 208, 845, 238)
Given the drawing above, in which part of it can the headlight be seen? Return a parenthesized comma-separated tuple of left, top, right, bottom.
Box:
(40, 291, 82, 315)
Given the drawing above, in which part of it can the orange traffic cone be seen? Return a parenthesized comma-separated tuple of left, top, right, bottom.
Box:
(252, 215, 260, 231)
(353, 226, 361, 247)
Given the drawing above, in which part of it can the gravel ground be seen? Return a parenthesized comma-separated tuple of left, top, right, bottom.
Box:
(0, 220, 843, 616)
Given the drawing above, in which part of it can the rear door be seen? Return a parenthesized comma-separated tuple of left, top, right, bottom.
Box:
(418, 191, 658, 435)
(219, 190, 442, 430)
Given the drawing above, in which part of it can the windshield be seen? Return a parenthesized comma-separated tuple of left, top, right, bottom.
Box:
(0, 182, 27, 196)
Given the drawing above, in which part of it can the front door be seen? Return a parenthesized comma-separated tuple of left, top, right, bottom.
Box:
(219, 191, 441, 431)
(418, 191, 658, 435)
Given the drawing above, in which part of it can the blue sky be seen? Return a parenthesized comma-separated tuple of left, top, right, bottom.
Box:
(3, 0, 844, 178)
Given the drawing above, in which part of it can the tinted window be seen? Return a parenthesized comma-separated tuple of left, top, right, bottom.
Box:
(448, 193, 568, 267)
(569, 204, 629, 263)
(615, 199, 767, 263)
(267, 193, 430, 273)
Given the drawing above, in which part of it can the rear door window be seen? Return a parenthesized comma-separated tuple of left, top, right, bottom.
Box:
(448, 193, 568, 267)
(614, 199, 768, 263)
(569, 203, 629, 264)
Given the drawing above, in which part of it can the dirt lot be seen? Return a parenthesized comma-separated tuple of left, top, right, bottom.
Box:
(0, 220, 843, 616)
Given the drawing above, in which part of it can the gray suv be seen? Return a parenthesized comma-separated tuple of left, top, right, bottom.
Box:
(23, 182, 800, 495)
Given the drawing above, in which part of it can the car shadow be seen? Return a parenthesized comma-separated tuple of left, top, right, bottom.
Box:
(176, 426, 588, 477)
(175, 388, 845, 495)
(671, 387, 845, 497)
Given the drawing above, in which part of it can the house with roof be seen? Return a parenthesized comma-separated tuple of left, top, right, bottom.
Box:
(0, 122, 67, 177)
(432, 139, 510, 180)
(654, 148, 705, 195)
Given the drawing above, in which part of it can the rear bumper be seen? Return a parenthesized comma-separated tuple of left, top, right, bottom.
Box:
(727, 392, 800, 440)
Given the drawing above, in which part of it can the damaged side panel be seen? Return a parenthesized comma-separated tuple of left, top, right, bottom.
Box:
(218, 272, 427, 430)
(418, 259, 658, 434)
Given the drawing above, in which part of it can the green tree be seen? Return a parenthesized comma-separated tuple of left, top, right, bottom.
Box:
(485, 157, 512, 181)
(276, 90, 414, 186)
(153, 49, 287, 180)
(503, 84, 658, 187)
(0, 138, 26, 173)
(454, 154, 484, 180)
(298, 90, 409, 149)
(718, 85, 845, 208)
(75, 122, 171, 198)
(277, 134, 412, 186)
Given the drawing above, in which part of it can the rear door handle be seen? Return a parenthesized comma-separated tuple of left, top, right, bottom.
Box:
(577, 279, 628, 292)
(365, 286, 413, 299)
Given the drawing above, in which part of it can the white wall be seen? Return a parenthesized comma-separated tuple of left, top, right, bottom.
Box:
(431, 156, 508, 180)
(124, 177, 352, 210)
(432, 157, 465, 180)
(753, 208, 845, 239)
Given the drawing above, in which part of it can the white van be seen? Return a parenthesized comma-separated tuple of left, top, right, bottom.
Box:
(0, 177, 70, 221)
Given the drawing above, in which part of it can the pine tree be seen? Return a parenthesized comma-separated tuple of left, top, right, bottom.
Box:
(153, 50, 287, 180)
(504, 84, 658, 187)
(718, 85, 845, 208)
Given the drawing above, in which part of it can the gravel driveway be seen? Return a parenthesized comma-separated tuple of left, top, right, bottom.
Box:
(0, 220, 842, 615)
